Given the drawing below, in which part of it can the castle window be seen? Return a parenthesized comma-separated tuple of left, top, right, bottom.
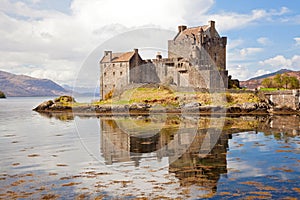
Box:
(104, 72, 106, 76)
(120, 63, 122, 67)
(113, 84, 115, 87)
(120, 71, 123, 76)
(214, 53, 217, 62)
(166, 63, 174, 67)
(113, 64, 115, 67)
(113, 71, 115, 76)
(105, 85, 107, 88)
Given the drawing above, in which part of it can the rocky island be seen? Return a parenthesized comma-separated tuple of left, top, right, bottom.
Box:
(33, 85, 300, 116)
(33, 21, 300, 116)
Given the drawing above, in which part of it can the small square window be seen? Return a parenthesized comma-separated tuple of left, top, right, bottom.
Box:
(120, 71, 123, 76)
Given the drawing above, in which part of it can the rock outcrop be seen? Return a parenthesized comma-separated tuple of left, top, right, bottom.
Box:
(33, 93, 300, 116)
(0, 90, 5, 98)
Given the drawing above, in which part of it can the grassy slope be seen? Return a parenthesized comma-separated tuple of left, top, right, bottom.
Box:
(92, 88, 260, 107)
(55, 87, 261, 107)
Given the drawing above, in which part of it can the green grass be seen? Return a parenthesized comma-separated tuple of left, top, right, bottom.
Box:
(259, 88, 286, 91)
(60, 87, 263, 108)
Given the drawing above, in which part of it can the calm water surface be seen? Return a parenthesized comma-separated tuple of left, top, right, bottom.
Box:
(0, 97, 300, 199)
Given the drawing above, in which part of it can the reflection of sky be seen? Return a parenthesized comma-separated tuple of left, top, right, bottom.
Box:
(1, 98, 300, 198)
(214, 131, 300, 199)
(227, 132, 300, 179)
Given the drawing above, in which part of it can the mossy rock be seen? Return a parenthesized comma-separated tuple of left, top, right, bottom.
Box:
(54, 96, 76, 103)
(0, 91, 6, 98)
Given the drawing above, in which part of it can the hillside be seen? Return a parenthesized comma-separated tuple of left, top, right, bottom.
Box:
(0, 70, 68, 97)
(240, 69, 300, 89)
(248, 69, 293, 81)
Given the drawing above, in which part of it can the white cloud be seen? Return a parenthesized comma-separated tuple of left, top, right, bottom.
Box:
(257, 37, 271, 45)
(228, 64, 250, 81)
(0, 0, 295, 86)
(294, 37, 300, 46)
(240, 48, 263, 56)
(202, 7, 289, 32)
(254, 69, 271, 77)
(259, 55, 300, 71)
(228, 39, 244, 50)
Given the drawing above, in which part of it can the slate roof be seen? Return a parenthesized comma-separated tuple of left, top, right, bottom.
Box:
(174, 25, 210, 41)
(101, 51, 135, 63)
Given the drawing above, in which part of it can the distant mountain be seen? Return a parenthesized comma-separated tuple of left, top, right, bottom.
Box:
(248, 69, 293, 81)
(63, 84, 100, 96)
(240, 69, 300, 89)
(0, 70, 69, 97)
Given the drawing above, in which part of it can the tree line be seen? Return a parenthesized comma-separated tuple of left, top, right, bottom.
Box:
(261, 73, 299, 89)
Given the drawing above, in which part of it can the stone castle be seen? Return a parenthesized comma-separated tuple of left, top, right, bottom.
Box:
(100, 21, 228, 99)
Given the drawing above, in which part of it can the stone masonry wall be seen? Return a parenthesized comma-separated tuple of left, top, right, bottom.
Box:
(264, 90, 300, 110)
(101, 62, 129, 98)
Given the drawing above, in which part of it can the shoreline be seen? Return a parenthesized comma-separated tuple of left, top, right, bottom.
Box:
(33, 104, 300, 117)
(32, 91, 300, 116)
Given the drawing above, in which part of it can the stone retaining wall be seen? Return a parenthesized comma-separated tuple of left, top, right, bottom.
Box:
(263, 90, 300, 110)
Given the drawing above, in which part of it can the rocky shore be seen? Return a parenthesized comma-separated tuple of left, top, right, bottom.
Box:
(33, 95, 300, 116)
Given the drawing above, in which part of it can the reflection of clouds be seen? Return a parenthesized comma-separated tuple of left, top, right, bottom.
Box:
(228, 161, 265, 178)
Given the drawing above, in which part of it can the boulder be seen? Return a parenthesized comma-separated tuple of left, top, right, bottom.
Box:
(181, 102, 201, 108)
(241, 102, 257, 110)
(227, 106, 242, 113)
(54, 96, 76, 103)
(129, 103, 151, 111)
(33, 100, 54, 111)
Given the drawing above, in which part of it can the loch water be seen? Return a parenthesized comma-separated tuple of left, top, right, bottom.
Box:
(1, 97, 300, 199)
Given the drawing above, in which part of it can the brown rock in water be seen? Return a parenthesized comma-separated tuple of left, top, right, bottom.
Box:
(33, 100, 54, 111)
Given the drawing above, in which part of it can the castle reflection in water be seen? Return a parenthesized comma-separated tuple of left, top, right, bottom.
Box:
(100, 115, 230, 194)
(99, 114, 300, 195)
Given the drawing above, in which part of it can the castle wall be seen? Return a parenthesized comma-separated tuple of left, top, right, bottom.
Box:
(101, 62, 130, 98)
(203, 37, 227, 70)
(100, 21, 229, 96)
(168, 39, 193, 59)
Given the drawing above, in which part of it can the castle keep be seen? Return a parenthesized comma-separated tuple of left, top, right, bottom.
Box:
(100, 21, 228, 99)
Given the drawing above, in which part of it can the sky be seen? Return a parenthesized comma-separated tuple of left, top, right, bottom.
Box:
(0, 0, 300, 87)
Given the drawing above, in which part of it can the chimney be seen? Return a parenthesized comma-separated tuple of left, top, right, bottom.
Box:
(134, 48, 138, 54)
(209, 20, 216, 37)
(209, 20, 215, 29)
(178, 25, 187, 33)
(104, 50, 112, 62)
(156, 52, 162, 60)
